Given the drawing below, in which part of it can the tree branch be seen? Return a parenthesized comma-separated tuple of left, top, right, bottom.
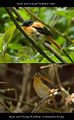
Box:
(43, 43, 67, 63)
(32, 92, 62, 113)
(15, 64, 31, 112)
(10, 7, 24, 22)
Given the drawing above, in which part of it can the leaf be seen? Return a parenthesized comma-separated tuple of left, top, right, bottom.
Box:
(43, 9, 55, 23)
(62, 56, 72, 63)
(56, 10, 71, 19)
(20, 60, 39, 63)
(8, 43, 23, 50)
(40, 58, 50, 63)
(18, 9, 30, 20)
(0, 53, 13, 63)
(51, 55, 61, 63)
(55, 10, 72, 24)
(68, 10, 74, 17)
(70, 53, 74, 61)
(0, 34, 4, 52)
(56, 37, 66, 46)
(4, 26, 16, 44)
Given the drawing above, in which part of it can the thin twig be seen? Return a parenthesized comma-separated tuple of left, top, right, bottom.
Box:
(0, 88, 17, 100)
(32, 92, 62, 113)
(42, 106, 61, 113)
(53, 64, 70, 97)
(43, 43, 67, 63)
(0, 82, 7, 84)
(53, 64, 63, 88)
(51, 16, 61, 27)
(0, 93, 61, 113)
(0, 93, 34, 106)
(0, 101, 14, 113)
(15, 64, 31, 112)
(10, 7, 24, 22)
(50, 15, 57, 27)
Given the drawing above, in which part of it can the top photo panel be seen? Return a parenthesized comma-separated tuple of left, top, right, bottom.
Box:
(0, 7, 74, 63)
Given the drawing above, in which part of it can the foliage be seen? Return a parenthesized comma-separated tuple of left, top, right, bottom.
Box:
(0, 7, 74, 63)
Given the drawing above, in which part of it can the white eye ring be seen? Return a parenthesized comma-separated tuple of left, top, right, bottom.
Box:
(35, 72, 42, 77)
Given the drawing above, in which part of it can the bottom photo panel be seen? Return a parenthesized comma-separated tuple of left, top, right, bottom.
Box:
(0, 63, 74, 114)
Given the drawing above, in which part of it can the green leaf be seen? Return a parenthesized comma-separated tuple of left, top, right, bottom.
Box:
(62, 56, 72, 63)
(51, 55, 61, 63)
(70, 53, 74, 61)
(0, 53, 13, 63)
(68, 10, 74, 17)
(20, 60, 39, 63)
(55, 10, 72, 24)
(18, 9, 30, 20)
(55, 37, 66, 46)
(8, 43, 23, 50)
(4, 26, 16, 44)
(0, 34, 4, 52)
(56, 10, 71, 19)
(40, 58, 50, 63)
(68, 45, 74, 51)
(43, 9, 55, 23)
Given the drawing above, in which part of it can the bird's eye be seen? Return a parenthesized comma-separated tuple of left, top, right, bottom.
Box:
(35, 72, 41, 77)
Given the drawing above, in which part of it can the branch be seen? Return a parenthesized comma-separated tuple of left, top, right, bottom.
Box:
(53, 64, 63, 88)
(0, 93, 34, 106)
(10, 7, 24, 22)
(53, 64, 70, 97)
(43, 43, 67, 63)
(0, 101, 14, 113)
(15, 64, 31, 112)
(5, 7, 55, 63)
(32, 92, 62, 113)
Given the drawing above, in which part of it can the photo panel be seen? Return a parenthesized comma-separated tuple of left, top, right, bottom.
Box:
(0, 63, 74, 113)
(0, 2, 74, 119)
(0, 7, 74, 63)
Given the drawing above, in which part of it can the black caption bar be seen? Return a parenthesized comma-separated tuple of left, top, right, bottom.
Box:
(0, 0, 74, 6)
(0, 113, 74, 119)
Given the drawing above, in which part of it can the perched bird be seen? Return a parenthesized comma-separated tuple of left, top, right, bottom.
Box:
(33, 72, 56, 98)
(33, 72, 57, 107)
(20, 20, 73, 63)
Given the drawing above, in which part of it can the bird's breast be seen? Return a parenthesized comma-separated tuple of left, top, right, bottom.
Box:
(22, 26, 45, 44)
(33, 77, 50, 98)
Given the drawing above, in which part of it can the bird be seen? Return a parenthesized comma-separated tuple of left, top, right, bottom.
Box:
(33, 72, 56, 98)
(33, 72, 57, 107)
(20, 20, 73, 63)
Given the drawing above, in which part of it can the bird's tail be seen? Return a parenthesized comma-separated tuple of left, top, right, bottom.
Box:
(46, 36, 73, 63)
(46, 36, 62, 51)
